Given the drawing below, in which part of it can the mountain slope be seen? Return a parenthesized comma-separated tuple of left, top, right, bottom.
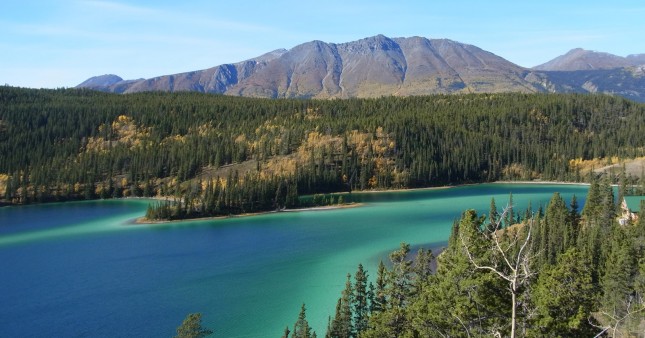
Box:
(533, 48, 636, 71)
(77, 35, 645, 102)
(79, 35, 539, 98)
(538, 68, 645, 102)
(77, 74, 124, 90)
(124, 49, 288, 94)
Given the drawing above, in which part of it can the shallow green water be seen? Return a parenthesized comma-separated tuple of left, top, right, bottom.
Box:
(0, 183, 588, 337)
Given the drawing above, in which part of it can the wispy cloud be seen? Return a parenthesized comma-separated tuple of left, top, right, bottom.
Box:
(77, 0, 281, 34)
(523, 31, 608, 45)
(78, 0, 163, 17)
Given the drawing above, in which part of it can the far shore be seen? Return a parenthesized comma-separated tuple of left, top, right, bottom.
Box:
(343, 179, 590, 195)
(2, 180, 592, 211)
(492, 180, 590, 186)
(132, 179, 594, 225)
(133, 202, 365, 225)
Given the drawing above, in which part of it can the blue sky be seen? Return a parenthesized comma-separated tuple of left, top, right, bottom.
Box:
(1, 0, 644, 88)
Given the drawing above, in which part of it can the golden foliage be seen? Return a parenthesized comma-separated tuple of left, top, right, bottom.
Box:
(304, 107, 321, 120)
(164, 134, 186, 143)
(528, 108, 549, 124)
(95, 183, 106, 196)
(261, 156, 298, 179)
(368, 175, 377, 188)
(569, 157, 621, 173)
(235, 133, 247, 144)
(0, 173, 7, 196)
(86, 115, 152, 152)
(189, 126, 400, 190)
(501, 163, 538, 180)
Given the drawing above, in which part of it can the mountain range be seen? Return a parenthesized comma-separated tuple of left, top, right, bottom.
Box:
(77, 35, 645, 102)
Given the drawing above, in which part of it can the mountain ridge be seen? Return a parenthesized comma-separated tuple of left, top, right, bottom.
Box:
(77, 35, 645, 102)
(533, 48, 642, 71)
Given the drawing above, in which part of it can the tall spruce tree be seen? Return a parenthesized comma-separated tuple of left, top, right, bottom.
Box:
(488, 197, 499, 232)
(293, 304, 314, 338)
(174, 313, 213, 338)
(531, 248, 596, 336)
(543, 192, 569, 264)
(371, 260, 387, 314)
(601, 228, 637, 320)
(412, 248, 434, 292)
(353, 264, 369, 336)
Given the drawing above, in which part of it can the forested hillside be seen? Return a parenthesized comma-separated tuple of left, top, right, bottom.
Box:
(287, 177, 645, 337)
(1, 87, 644, 218)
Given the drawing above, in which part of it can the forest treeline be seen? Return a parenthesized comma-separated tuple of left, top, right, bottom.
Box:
(1, 86, 644, 219)
(285, 177, 645, 337)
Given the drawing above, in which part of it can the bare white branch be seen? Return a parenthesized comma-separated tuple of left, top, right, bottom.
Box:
(452, 313, 472, 338)
(459, 232, 513, 283)
(458, 206, 535, 338)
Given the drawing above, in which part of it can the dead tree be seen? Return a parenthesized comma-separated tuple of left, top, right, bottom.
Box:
(460, 206, 537, 338)
(591, 295, 645, 338)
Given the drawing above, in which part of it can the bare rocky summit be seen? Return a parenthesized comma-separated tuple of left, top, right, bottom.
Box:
(77, 35, 645, 102)
(533, 48, 640, 71)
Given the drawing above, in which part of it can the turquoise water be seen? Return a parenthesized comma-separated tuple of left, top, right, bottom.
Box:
(0, 183, 588, 337)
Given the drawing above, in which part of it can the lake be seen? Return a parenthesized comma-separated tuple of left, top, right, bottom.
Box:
(0, 183, 588, 337)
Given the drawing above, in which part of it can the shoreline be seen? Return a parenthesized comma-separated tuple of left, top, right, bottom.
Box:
(1, 180, 591, 211)
(491, 180, 590, 186)
(342, 180, 590, 195)
(132, 179, 590, 224)
(133, 202, 365, 225)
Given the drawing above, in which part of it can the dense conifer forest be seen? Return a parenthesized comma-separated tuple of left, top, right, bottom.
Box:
(285, 177, 645, 337)
(1, 86, 644, 219)
(2, 87, 645, 336)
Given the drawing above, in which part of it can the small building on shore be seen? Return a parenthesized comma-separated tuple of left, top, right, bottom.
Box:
(618, 196, 643, 225)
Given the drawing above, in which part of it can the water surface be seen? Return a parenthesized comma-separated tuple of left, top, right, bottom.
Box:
(0, 183, 588, 337)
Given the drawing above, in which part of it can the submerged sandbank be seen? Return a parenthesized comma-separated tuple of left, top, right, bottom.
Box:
(133, 180, 591, 224)
(133, 202, 365, 225)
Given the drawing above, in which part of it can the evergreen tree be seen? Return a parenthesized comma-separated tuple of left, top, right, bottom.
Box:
(616, 165, 627, 214)
(371, 260, 387, 314)
(567, 194, 581, 238)
(328, 299, 342, 338)
(329, 274, 353, 338)
(599, 176, 616, 227)
(531, 248, 596, 336)
(412, 247, 434, 296)
(174, 313, 213, 338)
(387, 243, 413, 308)
(406, 210, 506, 337)
(488, 197, 499, 232)
(543, 192, 569, 264)
(634, 258, 645, 309)
(601, 228, 637, 320)
(582, 176, 601, 225)
(353, 264, 369, 336)
(363, 243, 414, 337)
(505, 192, 515, 228)
(293, 304, 314, 338)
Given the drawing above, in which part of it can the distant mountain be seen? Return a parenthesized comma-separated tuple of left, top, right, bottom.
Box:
(627, 54, 645, 64)
(77, 35, 645, 102)
(534, 67, 645, 103)
(533, 48, 640, 71)
(77, 74, 123, 89)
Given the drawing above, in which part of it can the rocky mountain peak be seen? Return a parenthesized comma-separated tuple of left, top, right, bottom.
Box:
(533, 48, 633, 71)
(76, 36, 645, 102)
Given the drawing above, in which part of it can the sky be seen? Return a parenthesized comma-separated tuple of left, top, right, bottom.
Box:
(1, 0, 644, 89)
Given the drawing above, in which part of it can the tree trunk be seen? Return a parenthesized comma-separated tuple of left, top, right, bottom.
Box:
(510, 280, 516, 338)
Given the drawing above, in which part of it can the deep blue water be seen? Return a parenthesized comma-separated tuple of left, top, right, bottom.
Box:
(0, 183, 589, 337)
